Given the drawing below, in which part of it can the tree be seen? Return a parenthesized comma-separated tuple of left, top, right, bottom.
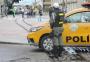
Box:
(7, 0, 21, 14)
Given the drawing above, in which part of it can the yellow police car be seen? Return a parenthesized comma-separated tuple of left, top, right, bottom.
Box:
(27, 3, 90, 51)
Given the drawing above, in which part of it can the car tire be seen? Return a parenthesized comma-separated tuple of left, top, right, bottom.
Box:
(41, 36, 54, 52)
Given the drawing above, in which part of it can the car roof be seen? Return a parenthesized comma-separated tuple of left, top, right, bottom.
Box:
(65, 8, 90, 17)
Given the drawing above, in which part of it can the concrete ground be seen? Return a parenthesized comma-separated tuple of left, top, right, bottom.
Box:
(0, 44, 51, 62)
(0, 44, 90, 62)
(0, 15, 28, 43)
(0, 15, 49, 44)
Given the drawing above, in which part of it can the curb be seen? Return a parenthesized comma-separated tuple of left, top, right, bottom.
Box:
(0, 41, 30, 45)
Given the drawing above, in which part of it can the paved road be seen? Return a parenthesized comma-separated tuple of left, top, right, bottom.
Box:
(1, 44, 90, 62)
(0, 44, 50, 62)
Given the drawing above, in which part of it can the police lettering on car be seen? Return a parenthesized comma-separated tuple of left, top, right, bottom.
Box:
(66, 35, 90, 43)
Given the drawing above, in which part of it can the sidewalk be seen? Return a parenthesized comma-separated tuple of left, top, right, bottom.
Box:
(17, 15, 49, 23)
(0, 15, 49, 44)
(15, 15, 49, 31)
(0, 15, 28, 44)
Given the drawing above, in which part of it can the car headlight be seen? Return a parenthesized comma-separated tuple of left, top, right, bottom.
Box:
(30, 26, 43, 32)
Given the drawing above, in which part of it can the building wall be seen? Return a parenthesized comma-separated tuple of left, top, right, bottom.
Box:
(65, 0, 90, 12)
(43, 0, 51, 12)
(51, 0, 89, 12)
(0, 0, 4, 15)
(0, 0, 4, 5)
(65, 0, 80, 12)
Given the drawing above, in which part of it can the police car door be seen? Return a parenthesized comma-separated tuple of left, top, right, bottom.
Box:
(62, 12, 90, 46)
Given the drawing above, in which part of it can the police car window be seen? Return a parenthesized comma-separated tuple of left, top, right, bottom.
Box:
(82, 12, 90, 22)
(66, 13, 82, 23)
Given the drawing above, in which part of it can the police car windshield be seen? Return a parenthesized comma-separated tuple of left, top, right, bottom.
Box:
(66, 12, 90, 23)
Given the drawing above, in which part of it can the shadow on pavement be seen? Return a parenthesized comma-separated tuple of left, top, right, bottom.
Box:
(30, 48, 44, 53)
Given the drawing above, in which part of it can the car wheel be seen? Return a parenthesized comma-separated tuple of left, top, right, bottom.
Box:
(41, 36, 54, 51)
